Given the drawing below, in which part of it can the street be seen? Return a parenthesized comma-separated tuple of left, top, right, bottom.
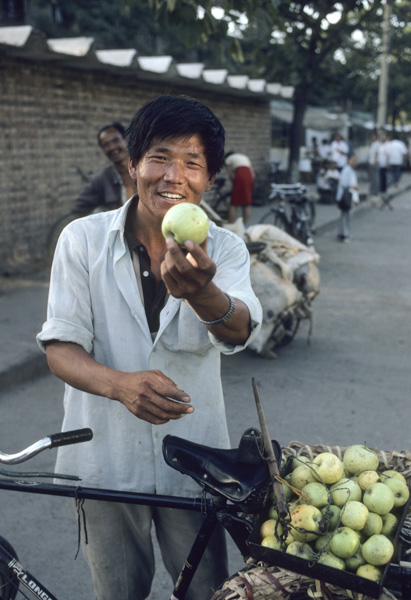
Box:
(1, 189, 411, 599)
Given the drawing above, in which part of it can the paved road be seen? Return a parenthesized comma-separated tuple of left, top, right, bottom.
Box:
(1, 189, 411, 598)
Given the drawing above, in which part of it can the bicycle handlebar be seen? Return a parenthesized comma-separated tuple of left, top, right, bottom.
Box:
(0, 428, 93, 465)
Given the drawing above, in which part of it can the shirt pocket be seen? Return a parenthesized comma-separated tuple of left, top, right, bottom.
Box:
(160, 302, 213, 355)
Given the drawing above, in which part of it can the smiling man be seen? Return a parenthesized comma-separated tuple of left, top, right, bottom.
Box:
(37, 95, 262, 600)
(74, 122, 136, 214)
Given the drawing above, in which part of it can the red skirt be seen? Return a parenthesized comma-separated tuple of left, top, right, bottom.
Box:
(231, 166, 254, 206)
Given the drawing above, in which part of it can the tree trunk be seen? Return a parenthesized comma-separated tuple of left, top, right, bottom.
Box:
(288, 84, 309, 183)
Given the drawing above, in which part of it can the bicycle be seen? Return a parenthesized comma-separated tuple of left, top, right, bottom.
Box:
(206, 177, 232, 219)
(0, 411, 410, 600)
(259, 183, 316, 247)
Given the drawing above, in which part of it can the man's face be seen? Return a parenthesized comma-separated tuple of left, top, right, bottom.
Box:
(99, 127, 128, 165)
(129, 134, 215, 223)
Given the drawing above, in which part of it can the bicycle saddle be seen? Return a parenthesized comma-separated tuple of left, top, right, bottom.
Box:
(162, 429, 281, 504)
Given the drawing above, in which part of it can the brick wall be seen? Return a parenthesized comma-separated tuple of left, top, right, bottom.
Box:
(0, 54, 271, 272)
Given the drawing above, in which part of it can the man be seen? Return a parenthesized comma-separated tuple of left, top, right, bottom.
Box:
(330, 133, 349, 171)
(336, 154, 359, 242)
(224, 151, 254, 224)
(37, 95, 262, 600)
(386, 133, 408, 187)
(74, 122, 136, 213)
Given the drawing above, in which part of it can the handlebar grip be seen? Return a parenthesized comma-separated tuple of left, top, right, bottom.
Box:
(48, 428, 93, 448)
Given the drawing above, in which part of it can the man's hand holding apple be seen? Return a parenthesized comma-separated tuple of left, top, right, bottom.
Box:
(161, 237, 250, 345)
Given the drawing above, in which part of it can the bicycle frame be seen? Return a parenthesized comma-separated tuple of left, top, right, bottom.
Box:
(0, 429, 264, 600)
(260, 183, 315, 246)
(0, 477, 254, 600)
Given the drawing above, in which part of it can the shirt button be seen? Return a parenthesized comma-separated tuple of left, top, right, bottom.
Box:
(139, 247, 145, 252)
(143, 271, 149, 277)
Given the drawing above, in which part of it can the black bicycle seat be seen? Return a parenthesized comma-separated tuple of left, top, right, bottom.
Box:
(246, 241, 267, 254)
(162, 430, 281, 504)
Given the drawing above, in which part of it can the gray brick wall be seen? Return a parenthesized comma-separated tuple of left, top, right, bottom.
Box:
(0, 55, 271, 272)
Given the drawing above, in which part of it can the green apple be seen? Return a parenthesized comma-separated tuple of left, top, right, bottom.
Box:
(315, 531, 333, 551)
(320, 504, 342, 531)
(361, 534, 394, 566)
(260, 518, 283, 539)
(291, 455, 311, 470)
(290, 504, 322, 542)
(363, 512, 383, 537)
(312, 452, 344, 485)
(356, 564, 382, 582)
(330, 478, 362, 507)
(380, 470, 407, 485)
(300, 482, 329, 508)
(343, 445, 379, 475)
(345, 546, 366, 571)
(382, 478, 410, 508)
(261, 535, 282, 550)
(330, 526, 360, 558)
(358, 470, 381, 491)
(381, 513, 399, 538)
(340, 500, 369, 531)
(381, 469, 407, 483)
(161, 202, 209, 246)
(270, 478, 293, 502)
(286, 541, 314, 560)
(317, 550, 345, 570)
(268, 505, 278, 520)
(363, 482, 395, 515)
(290, 464, 316, 490)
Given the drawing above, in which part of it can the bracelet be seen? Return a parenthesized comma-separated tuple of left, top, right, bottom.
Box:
(197, 293, 236, 327)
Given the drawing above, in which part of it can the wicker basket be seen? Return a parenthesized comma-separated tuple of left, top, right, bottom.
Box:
(210, 442, 411, 600)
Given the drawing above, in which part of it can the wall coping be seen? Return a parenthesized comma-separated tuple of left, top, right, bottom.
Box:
(0, 25, 294, 101)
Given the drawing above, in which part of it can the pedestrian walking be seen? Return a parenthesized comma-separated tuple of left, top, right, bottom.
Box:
(377, 132, 389, 201)
(386, 133, 408, 187)
(368, 131, 380, 197)
(336, 154, 359, 242)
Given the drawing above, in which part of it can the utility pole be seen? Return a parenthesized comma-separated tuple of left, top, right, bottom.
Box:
(377, 0, 392, 131)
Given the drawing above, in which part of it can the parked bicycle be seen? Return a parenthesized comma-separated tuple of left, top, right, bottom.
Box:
(206, 176, 232, 219)
(0, 418, 410, 600)
(259, 183, 316, 247)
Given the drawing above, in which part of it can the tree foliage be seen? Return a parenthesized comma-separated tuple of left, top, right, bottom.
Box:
(28, 1, 411, 178)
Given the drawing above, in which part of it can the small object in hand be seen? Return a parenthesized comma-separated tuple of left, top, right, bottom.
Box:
(161, 203, 209, 246)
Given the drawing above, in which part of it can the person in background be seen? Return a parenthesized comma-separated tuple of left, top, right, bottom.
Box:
(318, 138, 331, 163)
(386, 132, 408, 187)
(377, 131, 389, 201)
(37, 95, 262, 600)
(330, 133, 349, 171)
(225, 151, 255, 224)
(74, 122, 136, 214)
(336, 154, 359, 242)
(368, 131, 380, 197)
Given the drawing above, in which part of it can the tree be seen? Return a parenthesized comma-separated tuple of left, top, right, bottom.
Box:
(144, 1, 385, 180)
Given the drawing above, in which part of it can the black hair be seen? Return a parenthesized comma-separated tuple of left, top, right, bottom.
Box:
(125, 95, 225, 176)
(97, 122, 126, 145)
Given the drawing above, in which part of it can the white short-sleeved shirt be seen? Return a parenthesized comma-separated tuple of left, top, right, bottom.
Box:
(386, 139, 407, 166)
(225, 153, 252, 171)
(37, 199, 262, 496)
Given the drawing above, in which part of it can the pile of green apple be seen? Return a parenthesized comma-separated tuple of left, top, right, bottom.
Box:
(259, 444, 410, 584)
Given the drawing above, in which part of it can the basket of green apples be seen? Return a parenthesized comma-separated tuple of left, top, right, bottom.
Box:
(246, 442, 411, 599)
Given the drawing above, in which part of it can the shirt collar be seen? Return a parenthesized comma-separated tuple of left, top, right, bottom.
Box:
(108, 196, 217, 254)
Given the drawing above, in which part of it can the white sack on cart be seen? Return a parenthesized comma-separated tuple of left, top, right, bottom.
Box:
(248, 257, 302, 355)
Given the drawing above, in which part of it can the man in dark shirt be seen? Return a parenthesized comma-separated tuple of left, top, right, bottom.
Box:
(74, 122, 136, 213)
